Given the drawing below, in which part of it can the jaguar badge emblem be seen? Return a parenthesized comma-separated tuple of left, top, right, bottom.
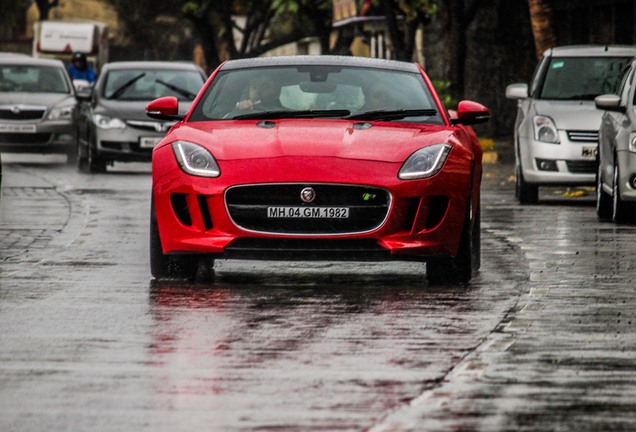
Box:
(300, 187, 316, 203)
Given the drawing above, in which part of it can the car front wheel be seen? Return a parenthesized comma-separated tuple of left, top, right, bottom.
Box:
(150, 204, 200, 280)
(426, 193, 478, 285)
(612, 161, 631, 224)
(516, 162, 538, 204)
(596, 162, 612, 220)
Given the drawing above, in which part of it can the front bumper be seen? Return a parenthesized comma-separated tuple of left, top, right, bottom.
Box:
(519, 131, 597, 186)
(0, 121, 76, 153)
(152, 150, 474, 261)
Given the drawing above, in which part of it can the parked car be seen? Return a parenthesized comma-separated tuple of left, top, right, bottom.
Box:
(76, 61, 206, 172)
(506, 45, 636, 204)
(0, 56, 78, 160)
(595, 56, 636, 223)
(145, 55, 490, 284)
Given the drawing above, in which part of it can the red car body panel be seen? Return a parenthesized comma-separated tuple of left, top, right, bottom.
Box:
(152, 119, 480, 259)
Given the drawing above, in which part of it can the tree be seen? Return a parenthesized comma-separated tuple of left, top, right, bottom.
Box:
(527, 0, 556, 59)
(378, 0, 436, 61)
(105, 0, 333, 71)
(35, 0, 60, 20)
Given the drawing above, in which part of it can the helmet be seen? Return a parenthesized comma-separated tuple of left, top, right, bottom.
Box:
(72, 52, 87, 63)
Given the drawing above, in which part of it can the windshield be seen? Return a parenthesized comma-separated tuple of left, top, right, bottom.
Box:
(189, 65, 442, 124)
(103, 69, 205, 101)
(0, 65, 70, 94)
(540, 56, 631, 100)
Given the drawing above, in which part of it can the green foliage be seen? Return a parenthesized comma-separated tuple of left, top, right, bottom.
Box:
(432, 80, 457, 109)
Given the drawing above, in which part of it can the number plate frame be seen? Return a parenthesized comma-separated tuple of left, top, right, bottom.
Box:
(267, 206, 350, 219)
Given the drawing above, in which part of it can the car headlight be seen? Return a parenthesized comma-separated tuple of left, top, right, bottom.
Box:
(533, 115, 560, 143)
(47, 105, 74, 120)
(93, 114, 126, 129)
(630, 133, 636, 153)
(172, 141, 220, 178)
(398, 144, 452, 180)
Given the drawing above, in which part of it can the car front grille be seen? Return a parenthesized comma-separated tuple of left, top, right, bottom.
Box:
(126, 120, 174, 133)
(566, 130, 598, 142)
(0, 105, 46, 120)
(566, 160, 596, 174)
(225, 184, 391, 235)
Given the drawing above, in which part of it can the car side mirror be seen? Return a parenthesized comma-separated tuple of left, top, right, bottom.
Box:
(73, 79, 93, 101)
(146, 96, 185, 121)
(451, 100, 491, 125)
(505, 83, 528, 100)
(595, 94, 624, 113)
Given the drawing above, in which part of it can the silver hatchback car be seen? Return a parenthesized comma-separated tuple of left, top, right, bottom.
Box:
(595, 56, 636, 223)
(506, 45, 636, 204)
(77, 61, 206, 172)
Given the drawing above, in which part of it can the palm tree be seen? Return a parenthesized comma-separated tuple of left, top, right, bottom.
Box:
(528, 0, 556, 59)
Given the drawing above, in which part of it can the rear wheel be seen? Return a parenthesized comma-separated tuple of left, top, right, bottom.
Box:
(426, 193, 478, 285)
(150, 204, 199, 280)
(596, 162, 612, 220)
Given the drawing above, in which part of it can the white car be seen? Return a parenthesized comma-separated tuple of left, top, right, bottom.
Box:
(595, 56, 636, 223)
(506, 45, 636, 204)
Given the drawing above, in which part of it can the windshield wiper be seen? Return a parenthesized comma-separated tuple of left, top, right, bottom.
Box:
(155, 79, 197, 100)
(231, 109, 350, 120)
(344, 109, 438, 121)
(108, 73, 145, 99)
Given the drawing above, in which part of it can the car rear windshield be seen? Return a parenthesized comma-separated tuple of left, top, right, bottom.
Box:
(189, 65, 443, 124)
(0, 65, 70, 94)
(540, 56, 632, 100)
(103, 69, 205, 101)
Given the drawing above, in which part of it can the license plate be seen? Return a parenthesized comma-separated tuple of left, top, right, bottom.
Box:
(581, 146, 597, 158)
(139, 136, 162, 148)
(0, 124, 36, 133)
(267, 206, 349, 218)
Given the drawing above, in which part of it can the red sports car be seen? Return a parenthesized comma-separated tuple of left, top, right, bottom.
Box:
(146, 56, 490, 284)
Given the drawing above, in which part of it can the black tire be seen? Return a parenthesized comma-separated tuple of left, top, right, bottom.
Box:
(596, 162, 612, 220)
(150, 205, 199, 280)
(426, 193, 477, 285)
(516, 163, 538, 204)
(77, 141, 90, 172)
(612, 161, 630, 224)
(87, 143, 107, 173)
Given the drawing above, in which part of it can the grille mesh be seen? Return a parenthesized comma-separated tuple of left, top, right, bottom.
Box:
(225, 184, 390, 235)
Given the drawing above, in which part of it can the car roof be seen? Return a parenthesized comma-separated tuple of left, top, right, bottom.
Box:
(101, 61, 204, 72)
(220, 55, 421, 73)
(0, 56, 65, 67)
(544, 45, 636, 58)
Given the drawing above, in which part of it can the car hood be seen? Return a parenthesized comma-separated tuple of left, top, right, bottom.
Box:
(99, 99, 192, 121)
(167, 120, 456, 163)
(533, 100, 603, 130)
(0, 93, 74, 107)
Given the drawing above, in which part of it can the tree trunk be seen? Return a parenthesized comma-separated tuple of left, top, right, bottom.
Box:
(528, 0, 556, 59)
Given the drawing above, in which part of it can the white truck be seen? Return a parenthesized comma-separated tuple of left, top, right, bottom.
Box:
(33, 20, 109, 74)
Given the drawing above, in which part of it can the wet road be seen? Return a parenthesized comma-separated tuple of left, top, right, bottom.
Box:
(1, 155, 636, 431)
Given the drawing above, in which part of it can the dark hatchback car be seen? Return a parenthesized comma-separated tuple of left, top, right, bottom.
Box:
(77, 61, 206, 172)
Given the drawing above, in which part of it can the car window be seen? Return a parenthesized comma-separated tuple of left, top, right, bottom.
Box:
(539, 56, 631, 100)
(103, 69, 205, 101)
(190, 65, 442, 124)
(0, 65, 70, 93)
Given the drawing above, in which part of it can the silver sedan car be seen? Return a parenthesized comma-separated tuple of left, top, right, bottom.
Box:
(595, 56, 636, 223)
(0, 56, 78, 159)
(506, 45, 636, 204)
(77, 61, 206, 172)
